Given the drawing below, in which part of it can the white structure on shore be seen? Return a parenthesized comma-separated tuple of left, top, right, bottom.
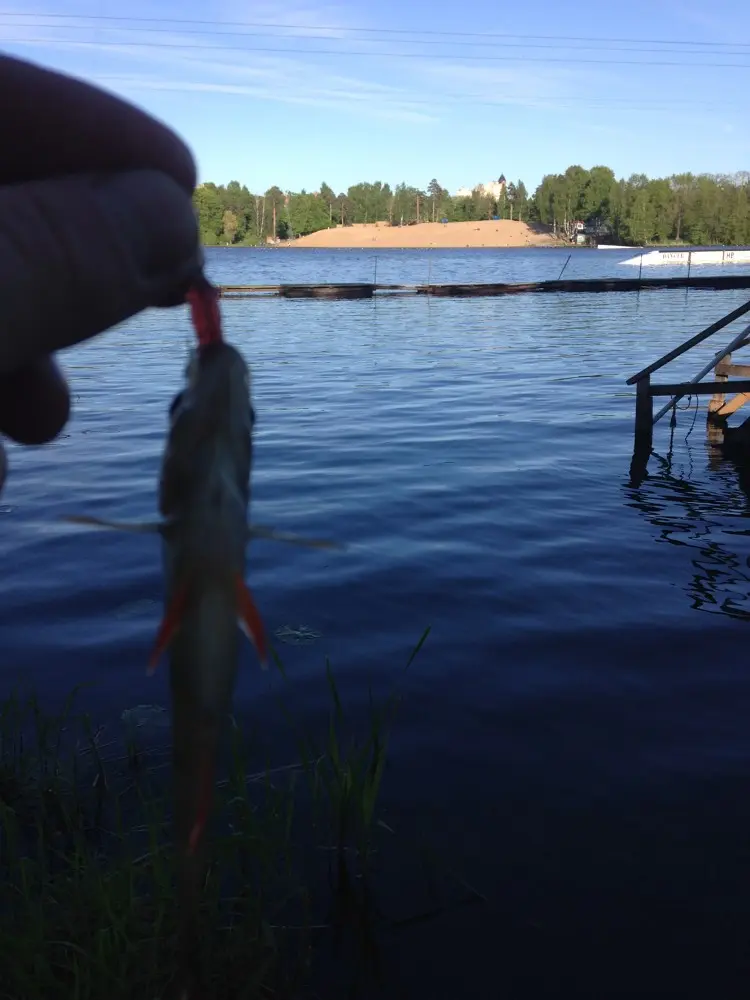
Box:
(621, 248, 750, 267)
(454, 176, 507, 200)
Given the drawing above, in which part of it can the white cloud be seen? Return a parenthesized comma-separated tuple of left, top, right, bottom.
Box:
(92, 71, 438, 122)
(0, 3, 438, 123)
(665, 0, 747, 43)
(404, 59, 618, 113)
(212, 0, 359, 38)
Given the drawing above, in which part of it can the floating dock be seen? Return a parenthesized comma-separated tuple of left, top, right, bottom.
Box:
(621, 248, 750, 268)
(218, 274, 750, 300)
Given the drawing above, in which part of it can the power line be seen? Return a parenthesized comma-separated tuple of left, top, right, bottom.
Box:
(0, 11, 746, 50)
(3, 37, 750, 68)
(90, 75, 745, 112)
(98, 90, 746, 115)
(2, 19, 750, 56)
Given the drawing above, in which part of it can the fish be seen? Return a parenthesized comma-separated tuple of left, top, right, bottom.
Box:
(63, 276, 340, 995)
(158, 339, 259, 992)
(63, 338, 339, 995)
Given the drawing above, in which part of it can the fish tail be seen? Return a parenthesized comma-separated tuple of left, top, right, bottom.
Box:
(172, 713, 219, 991)
(187, 755, 215, 856)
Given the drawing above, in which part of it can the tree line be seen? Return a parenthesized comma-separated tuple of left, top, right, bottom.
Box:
(194, 167, 750, 247)
(194, 177, 529, 245)
(534, 166, 750, 246)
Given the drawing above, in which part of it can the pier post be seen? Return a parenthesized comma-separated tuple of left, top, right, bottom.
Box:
(634, 376, 653, 452)
(630, 376, 653, 484)
(709, 353, 750, 420)
(707, 353, 729, 452)
(708, 352, 729, 419)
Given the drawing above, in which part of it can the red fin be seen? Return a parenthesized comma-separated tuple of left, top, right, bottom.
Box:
(147, 583, 190, 675)
(187, 760, 214, 856)
(234, 574, 268, 669)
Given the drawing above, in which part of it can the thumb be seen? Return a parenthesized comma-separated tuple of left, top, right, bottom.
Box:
(0, 169, 201, 373)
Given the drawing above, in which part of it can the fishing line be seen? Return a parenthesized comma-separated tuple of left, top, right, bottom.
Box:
(668, 392, 699, 447)
(684, 394, 700, 443)
(668, 406, 677, 456)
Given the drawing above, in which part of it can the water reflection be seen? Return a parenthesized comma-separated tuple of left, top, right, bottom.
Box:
(625, 431, 750, 621)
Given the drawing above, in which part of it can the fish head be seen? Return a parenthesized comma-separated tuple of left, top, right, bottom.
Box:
(171, 341, 254, 440)
(160, 342, 254, 518)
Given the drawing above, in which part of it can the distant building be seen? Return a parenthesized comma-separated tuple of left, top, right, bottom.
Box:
(453, 177, 507, 200)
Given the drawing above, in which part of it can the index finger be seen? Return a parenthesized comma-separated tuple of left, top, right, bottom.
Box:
(0, 54, 196, 193)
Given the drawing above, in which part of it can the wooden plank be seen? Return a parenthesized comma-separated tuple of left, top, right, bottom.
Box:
(279, 283, 375, 299)
(709, 352, 730, 417)
(429, 275, 750, 297)
(650, 379, 750, 396)
(716, 361, 750, 377)
(217, 275, 750, 300)
(715, 392, 750, 417)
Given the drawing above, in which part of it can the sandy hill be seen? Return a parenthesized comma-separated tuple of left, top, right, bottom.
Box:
(289, 219, 561, 249)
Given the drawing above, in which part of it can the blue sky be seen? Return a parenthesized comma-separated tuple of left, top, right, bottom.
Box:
(2, 0, 749, 195)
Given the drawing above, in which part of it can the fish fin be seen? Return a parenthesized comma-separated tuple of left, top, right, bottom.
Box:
(248, 524, 344, 551)
(234, 574, 269, 670)
(61, 514, 165, 534)
(147, 583, 190, 675)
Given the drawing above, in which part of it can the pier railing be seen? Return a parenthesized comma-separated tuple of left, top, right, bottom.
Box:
(627, 298, 750, 461)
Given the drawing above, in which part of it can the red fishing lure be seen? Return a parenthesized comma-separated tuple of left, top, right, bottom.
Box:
(185, 274, 223, 346)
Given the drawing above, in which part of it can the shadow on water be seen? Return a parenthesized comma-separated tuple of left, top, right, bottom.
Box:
(625, 411, 750, 621)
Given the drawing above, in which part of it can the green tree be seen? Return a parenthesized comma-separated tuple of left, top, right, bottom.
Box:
(514, 180, 529, 221)
(193, 184, 223, 245)
(221, 180, 253, 241)
(582, 166, 616, 224)
(264, 186, 286, 240)
(427, 178, 446, 222)
(320, 182, 336, 223)
(222, 209, 238, 244)
(335, 191, 351, 226)
(192, 168, 750, 248)
(288, 192, 331, 236)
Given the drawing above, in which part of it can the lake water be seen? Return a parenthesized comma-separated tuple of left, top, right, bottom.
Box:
(4, 246, 750, 997)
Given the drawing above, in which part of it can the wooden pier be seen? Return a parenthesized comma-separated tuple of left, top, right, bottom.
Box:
(627, 297, 750, 482)
(218, 273, 750, 300)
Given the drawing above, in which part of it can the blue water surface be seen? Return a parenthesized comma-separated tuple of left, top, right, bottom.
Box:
(3, 246, 750, 997)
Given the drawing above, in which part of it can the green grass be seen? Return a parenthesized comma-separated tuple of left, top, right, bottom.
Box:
(0, 629, 468, 1000)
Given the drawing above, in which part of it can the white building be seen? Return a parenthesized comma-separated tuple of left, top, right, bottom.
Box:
(454, 176, 507, 200)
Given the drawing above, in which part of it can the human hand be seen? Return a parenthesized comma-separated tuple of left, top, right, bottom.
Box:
(0, 55, 203, 493)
